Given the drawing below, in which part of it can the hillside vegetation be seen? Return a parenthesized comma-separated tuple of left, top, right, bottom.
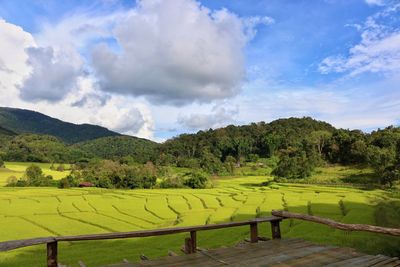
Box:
(0, 107, 119, 143)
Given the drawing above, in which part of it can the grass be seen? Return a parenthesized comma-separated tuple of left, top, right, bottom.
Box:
(0, 164, 399, 266)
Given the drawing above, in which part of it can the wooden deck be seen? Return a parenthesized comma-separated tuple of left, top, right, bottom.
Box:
(107, 239, 400, 267)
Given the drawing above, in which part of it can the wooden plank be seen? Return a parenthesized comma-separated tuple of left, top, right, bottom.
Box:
(274, 247, 360, 267)
(272, 211, 400, 237)
(370, 257, 400, 267)
(235, 243, 333, 266)
(324, 255, 377, 267)
(200, 239, 315, 266)
(364, 255, 392, 266)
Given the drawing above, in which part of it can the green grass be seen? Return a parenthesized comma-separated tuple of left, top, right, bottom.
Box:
(0, 162, 71, 186)
(0, 165, 399, 266)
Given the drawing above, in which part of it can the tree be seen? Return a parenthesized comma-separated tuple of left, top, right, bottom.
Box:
(23, 165, 53, 186)
(0, 156, 4, 168)
(183, 172, 209, 189)
(224, 155, 236, 175)
(308, 130, 332, 155)
(366, 146, 397, 186)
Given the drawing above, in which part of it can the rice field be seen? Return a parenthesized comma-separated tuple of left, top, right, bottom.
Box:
(0, 162, 71, 186)
(0, 167, 399, 266)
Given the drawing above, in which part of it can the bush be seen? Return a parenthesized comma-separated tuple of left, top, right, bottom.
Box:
(159, 176, 185, 188)
(6, 176, 18, 186)
(58, 174, 80, 188)
(56, 164, 65, 171)
(183, 171, 209, 189)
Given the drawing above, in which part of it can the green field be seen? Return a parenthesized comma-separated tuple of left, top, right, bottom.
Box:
(0, 165, 399, 266)
(0, 162, 71, 186)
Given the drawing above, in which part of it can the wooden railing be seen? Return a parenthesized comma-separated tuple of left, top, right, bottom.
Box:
(272, 210, 400, 236)
(0, 216, 283, 267)
(1, 211, 399, 267)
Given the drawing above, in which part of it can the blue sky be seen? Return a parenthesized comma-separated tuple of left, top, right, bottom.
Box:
(0, 0, 399, 141)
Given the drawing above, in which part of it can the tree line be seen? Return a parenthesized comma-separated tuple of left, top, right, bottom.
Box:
(1, 117, 399, 187)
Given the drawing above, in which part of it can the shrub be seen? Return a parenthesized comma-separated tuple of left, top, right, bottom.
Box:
(183, 171, 209, 189)
(159, 176, 185, 188)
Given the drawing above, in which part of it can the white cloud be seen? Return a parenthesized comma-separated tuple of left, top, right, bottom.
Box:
(178, 105, 239, 130)
(319, 4, 400, 76)
(19, 46, 83, 102)
(92, 0, 271, 105)
(0, 19, 35, 101)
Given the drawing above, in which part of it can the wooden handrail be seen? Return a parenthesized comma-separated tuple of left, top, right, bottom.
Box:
(0, 216, 282, 252)
(272, 210, 400, 236)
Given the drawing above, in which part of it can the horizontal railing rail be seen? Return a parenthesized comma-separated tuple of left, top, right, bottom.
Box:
(272, 210, 400, 236)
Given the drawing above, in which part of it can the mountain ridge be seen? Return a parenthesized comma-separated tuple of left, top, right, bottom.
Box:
(0, 107, 120, 144)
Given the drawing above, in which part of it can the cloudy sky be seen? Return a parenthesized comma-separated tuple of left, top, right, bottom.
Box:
(0, 0, 399, 141)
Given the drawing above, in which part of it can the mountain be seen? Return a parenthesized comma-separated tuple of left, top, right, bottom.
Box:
(75, 136, 159, 164)
(0, 125, 16, 136)
(0, 107, 120, 143)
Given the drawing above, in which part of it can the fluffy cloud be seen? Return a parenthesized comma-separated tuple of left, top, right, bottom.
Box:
(19, 46, 83, 102)
(92, 0, 271, 105)
(178, 105, 239, 130)
(319, 4, 400, 76)
(89, 96, 154, 137)
(0, 19, 34, 100)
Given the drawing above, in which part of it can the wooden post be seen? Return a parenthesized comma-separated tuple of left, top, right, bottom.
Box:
(47, 241, 57, 267)
(190, 231, 197, 253)
(250, 222, 258, 243)
(270, 220, 281, 239)
(184, 237, 192, 254)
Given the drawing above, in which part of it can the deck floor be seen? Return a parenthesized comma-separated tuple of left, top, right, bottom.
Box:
(106, 238, 400, 267)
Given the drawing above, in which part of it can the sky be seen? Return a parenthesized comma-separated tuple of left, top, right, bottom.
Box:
(0, 0, 399, 142)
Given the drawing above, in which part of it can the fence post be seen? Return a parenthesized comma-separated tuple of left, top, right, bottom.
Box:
(190, 231, 197, 253)
(270, 220, 281, 239)
(250, 222, 258, 243)
(47, 241, 57, 267)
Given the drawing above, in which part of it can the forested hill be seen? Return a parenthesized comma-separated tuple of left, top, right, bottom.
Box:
(75, 136, 158, 164)
(160, 117, 336, 163)
(0, 107, 120, 143)
(0, 125, 16, 136)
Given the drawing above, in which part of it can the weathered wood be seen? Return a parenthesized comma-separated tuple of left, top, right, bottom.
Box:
(272, 210, 400, 236)
(250, 222, 258, 243)
(0, 237, 55, 252)
(115, 239, 400, 267)
(271, 220, 281, 239)
(0, 216, 281, 252)
(47, 241, 57, 267)
(184, 238, 192, 254)
(190, 231, 197, 253)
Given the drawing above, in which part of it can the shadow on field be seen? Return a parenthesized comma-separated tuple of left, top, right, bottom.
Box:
(1, 201, 400, 267)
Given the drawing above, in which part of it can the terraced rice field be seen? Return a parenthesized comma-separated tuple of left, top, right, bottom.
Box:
(0, 175, 399, 266)
(0, 162, 71, 186)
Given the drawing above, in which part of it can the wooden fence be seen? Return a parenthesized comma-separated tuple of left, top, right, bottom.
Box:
(1, 211, 399, 267)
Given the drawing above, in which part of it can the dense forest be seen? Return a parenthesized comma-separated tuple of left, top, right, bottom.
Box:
(0, 107, 119, 143)
(1, 114, 400, 189)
